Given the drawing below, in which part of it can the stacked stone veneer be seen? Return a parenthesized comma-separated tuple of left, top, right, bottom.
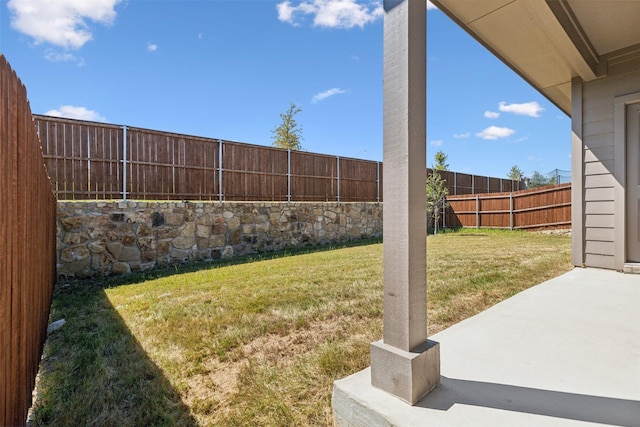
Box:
(57, 201, 382, 278)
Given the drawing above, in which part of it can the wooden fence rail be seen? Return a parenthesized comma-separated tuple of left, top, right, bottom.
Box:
(0, 55, 57, 426)
(444, 183, 572, 230)
(34, 115, 519, 202)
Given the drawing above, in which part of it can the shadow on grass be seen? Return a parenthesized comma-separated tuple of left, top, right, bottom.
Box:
(89, 237, 383, 289)
(32, 238, 382, 425)
(31, 282, 197, 426)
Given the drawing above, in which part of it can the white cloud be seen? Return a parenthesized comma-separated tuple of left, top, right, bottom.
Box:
(45, 105, 106, 122)
(484, 110, 500, 119)
(7, 0, 121, 49)
(453, 132, 470, 139)
(312, 87, 346, 103)
(498, 101, 544, 118)
(147, 43, 158, 52)
(277, 1, 297, 24)
(277, 0, 383, 29)
(476, 126, 515, 140)
(44, 50, 78, 63)
(427, 1, 438, 10)
(430, 140, 443, 147)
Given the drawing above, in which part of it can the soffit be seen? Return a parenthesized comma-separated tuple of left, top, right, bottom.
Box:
(430, 0, 640, 116)
(567, 0, 640, 55)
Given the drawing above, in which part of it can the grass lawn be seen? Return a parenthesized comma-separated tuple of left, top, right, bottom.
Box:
(31, 229, 572, 426)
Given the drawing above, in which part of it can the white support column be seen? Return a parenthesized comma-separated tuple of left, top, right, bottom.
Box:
(370, 0, 440, 406)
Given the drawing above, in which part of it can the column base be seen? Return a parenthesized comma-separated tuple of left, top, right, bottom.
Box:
(370, 339, 440, 405)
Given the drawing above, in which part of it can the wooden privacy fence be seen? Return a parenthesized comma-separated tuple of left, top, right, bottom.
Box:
(34, 115, 519, 201)
(0, 55, 57, 426)
(435, 169, 521, 195)
(444, 183, 571, 230)
(34, 116, 383, 202)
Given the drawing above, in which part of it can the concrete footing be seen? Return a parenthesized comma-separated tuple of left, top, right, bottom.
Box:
(370, 339, 440, 404)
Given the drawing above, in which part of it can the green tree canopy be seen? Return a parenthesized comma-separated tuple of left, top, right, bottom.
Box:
(433, 150, 449, 171)
(271, 103, 303, 151)
(426, 171, 449, 234)
(508, 165, 524, 181)
(529, 170, 551, 188)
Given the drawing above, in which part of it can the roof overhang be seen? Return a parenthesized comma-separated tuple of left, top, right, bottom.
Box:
(430, 0, 640, 115)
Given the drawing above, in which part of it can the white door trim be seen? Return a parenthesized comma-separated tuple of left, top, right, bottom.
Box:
(614, 92, 640, 270)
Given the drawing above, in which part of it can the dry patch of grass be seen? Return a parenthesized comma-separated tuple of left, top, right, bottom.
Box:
(32, 230, 571, 426)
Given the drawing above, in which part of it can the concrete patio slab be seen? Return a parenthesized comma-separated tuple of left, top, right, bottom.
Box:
(333, 268, 640, 426)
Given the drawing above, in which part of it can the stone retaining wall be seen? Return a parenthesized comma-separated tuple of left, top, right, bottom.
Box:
(57, 201, 382, 278)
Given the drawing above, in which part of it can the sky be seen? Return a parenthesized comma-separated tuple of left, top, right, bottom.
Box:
(0, 0, 571, 179)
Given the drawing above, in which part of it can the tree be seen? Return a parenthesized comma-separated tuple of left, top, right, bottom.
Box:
(529, 170, 550, 188)
(271, 103, 303, 151)
(508, 165, 524, 181)
(433, 150, 449, 171)
(426, 171, 449, 234)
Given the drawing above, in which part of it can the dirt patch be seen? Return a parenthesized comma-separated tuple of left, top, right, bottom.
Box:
(184, 362, 242, 417)
(183, 315, 352, 414)
(241, 316, 347, 366)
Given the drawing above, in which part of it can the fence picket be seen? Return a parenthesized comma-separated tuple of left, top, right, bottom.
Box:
(446, 183, 571, 230)
(34, 115, 520, 202)
(0, 55, 57, 427)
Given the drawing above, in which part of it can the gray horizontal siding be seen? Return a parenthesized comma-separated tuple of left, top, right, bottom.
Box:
(584, 187, 614, 202)
(585, 253, 615, 270)
(585, 227, 615, 242)
(581, 70, 640, 268)
(584, 146, 613, 163)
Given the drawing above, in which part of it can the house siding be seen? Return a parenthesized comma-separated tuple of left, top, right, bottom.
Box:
(579, 70, 640, 269)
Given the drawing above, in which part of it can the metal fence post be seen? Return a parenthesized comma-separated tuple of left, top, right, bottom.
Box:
(475, 194, 479, 229)
(376, 161, 381, 202)
(442, 196, 446, 230)
(336, 156, 340, 203)
(454, 171, 457, 195)
(218, 139, 223, 202)
(287, 149, 291, 203)
(122, 125, 128, 201)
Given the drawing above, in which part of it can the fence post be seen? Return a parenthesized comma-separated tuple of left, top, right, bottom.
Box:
(454, 171, 457, 195)
(287, 149, 291, 203)
(509, 192, 514, 230)
(475, 194, 479, 229)
(122, 125, 128, 201)
(336, 156, 340, 203)
(376, 161, 381, 202)
(442, 196, 446, 230)
(218, 140, 223, 202)
(472, 175, 475, 194)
